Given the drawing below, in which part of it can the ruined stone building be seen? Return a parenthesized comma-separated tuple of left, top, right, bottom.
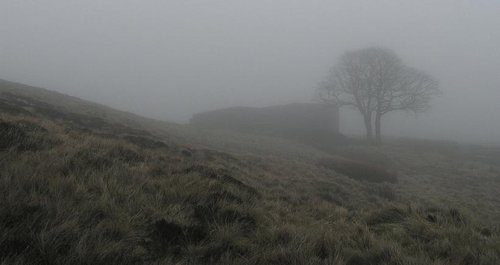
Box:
(191, 103, 341, 147)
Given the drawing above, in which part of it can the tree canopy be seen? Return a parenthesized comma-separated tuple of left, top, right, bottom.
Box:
(318, 47, 440, 142)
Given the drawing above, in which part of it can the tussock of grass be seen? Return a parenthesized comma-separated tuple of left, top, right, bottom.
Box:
(367, 207, 408, 226)
(0, 119, 58, 151)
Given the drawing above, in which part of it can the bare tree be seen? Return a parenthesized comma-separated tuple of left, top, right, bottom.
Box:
(318, 47, 440, 143)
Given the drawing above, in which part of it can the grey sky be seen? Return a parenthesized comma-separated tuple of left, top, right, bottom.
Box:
(1, 0, 499, 144)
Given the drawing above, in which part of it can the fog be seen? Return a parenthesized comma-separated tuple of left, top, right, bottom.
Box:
(1, 0, 499, 144)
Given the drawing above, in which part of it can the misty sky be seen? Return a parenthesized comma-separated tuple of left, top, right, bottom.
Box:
(1, 0, 499, 144)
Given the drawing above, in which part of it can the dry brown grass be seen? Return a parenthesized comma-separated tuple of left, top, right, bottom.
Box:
(0, 113, 498, 265)
(1, 82, 500, 264)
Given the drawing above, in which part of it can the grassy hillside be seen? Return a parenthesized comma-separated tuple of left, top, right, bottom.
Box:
(1, 80, 499, 264)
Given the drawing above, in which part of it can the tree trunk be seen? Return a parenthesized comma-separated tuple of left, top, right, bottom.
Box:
(375, 113, 382, 144)
(363, 113, 373, 141)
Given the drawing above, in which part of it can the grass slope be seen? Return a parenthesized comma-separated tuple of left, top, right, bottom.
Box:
(0, 81, 499, 264)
